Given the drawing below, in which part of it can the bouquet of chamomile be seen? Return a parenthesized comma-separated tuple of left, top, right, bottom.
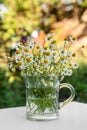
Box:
(8, 33, 79, 81)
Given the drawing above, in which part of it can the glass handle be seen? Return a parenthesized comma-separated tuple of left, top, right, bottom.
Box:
(59, 83, 75, 109)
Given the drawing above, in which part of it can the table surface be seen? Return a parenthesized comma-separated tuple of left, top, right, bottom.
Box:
(0, 102, 87, 130)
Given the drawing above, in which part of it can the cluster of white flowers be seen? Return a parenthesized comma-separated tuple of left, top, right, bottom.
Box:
(9, 33, 79, 80)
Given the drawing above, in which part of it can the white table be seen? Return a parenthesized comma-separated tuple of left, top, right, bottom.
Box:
(0, 102, 87, 130)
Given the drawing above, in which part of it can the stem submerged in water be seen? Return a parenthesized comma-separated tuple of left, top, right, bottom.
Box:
(25, 76, 59, 114)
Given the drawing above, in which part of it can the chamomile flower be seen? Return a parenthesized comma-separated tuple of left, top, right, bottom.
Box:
(72, 53, 76, 57)
(52, 50, 58, 60)
(44, 50, 51, 57)
(17, 61, 22, 66)
(33, 63, 39, 70)
(15, 49, 21, 54)
(67, 69, 73, 76)
(15, 50, 22, 62)
(61, 68, 68, 76)
(64, 38, 69, 44)
(29, 41, 35, 49)
(24, 48, 29, 53)
(36, 45, 40, 50)
(69, 36, 76, 43)
(16, 61, 25, 70)
(67, 50, 72, 59)
(42, 46, 49, 53)
(61, 68, 72, 76)
(60, 58, 67, 64)
(49, 40, 56, 50)
(15, 56, 21, 63)
(46, 33, 54, 41)
(23, 42, 29, 47)
(59, 46, 63, 53)
(44, 59, 49, 64)
(25, 54, 33, 64)
(43, 46, 48, 50)
(16, 42, 22, 49)
(43, 65, 50, 72)
(61, 51, 67, 57)
(26, 57, 31, 63)
(35, 44, 42, 52)
(72, 62, 79, 69)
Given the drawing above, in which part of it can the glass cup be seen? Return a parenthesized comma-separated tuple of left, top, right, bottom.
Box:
(24, 75, 75, 121)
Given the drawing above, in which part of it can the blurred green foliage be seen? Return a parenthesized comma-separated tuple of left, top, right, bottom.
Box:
(80, 0, 87, 7)
(0, 0, 60, 46)
(0, 0, 87, 108)
(0, 68, 25, 108)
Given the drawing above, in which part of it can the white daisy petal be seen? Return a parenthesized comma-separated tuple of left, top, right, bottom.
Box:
(72, 62, 79, 69)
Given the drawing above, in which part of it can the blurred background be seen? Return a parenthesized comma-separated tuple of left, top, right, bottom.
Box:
(0, 0, 87, 108)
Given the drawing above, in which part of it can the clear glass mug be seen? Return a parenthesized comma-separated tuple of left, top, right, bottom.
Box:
(24, 75, 75, 121)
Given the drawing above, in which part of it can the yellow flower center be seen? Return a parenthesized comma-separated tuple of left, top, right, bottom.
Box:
(44, 59, 48, 64)
(44, 51, 50, 56)
(44, 67, 48, 70)
(16, 50, 20, 54)
(33, 54, 37, 56)
(82, 45, 85, 48)
(21, 55, 24, 58)
(53, 52, 56, 56)
(51, 40, 56, 44)
(36, 45, 40, 49)
(61, 57, 65, 61)
(23, 43, 28, 46)
(44, 46, 48, 50)
(26, 57, 31, 62)
(6, 53, 10, 57)
(72, 53, 76, 57)
(69, 63, 72, 66)
(24, 48, 29, 52)
(17, 61, 22, 66)
(33, 65, 37, 69)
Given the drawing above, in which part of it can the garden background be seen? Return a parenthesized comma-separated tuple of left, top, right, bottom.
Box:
(0, 0, 87, 108)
